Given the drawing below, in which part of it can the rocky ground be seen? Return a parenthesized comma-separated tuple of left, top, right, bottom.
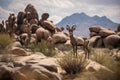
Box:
(0, 45, 119, 80)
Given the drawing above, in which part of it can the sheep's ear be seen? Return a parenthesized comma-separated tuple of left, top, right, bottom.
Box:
(72, 25, 76, 30)
(66, 25, 70, 30)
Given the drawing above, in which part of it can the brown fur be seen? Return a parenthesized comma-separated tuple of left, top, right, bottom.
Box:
(66, 25, 90, 58)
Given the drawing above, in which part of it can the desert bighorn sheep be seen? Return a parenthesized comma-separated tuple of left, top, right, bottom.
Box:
(66, 25, 90, 58)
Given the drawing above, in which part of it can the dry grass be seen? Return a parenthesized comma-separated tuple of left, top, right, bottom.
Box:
(57, 53, 88, 74)
(91, 48, 110, 65)
(62, 48, 120, 80)
(88, 48, 120, 80)
(0, 33, 12, 50)
(28, 40, 56, 57)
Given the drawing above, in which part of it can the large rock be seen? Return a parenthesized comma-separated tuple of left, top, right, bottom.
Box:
(10, 41, 22, 47)
(17, 11, 26, 25)
(89, 26, 105, 33)
(42, 20, 56, 32)
(25, 58, 58, 73)
(52, 32, 69, 44)
(36, 63, 58, 73)
(29, 19, 38, 25)
(89, 36, 103, 47)
(36, 27, 50, 41)
(64, 40, 71, 46)
(99, 29, 116, 37)
(0, 65, 14, 80)
(90, 32, 98, 37)
(103, 35, 120, 48)
(25, 4, 39, 20)
(31, 24, 39, 33)
(85, 60, 113, 73)
(13, 61, 26, 67)
(110, 49, 120, 60)
(95, 38, 104, 48)
(12, 64, 62, 80)
(41, 13, 49, 20)
(11, 47, 31, 56)
(117, 32, 120, 36)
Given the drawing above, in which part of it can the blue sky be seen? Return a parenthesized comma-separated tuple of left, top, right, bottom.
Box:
(0, 0, 120, 24)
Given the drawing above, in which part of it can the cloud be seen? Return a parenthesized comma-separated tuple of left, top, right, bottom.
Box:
(0, 0, 120, 24)
(0, 0, 13, 8)
(8, 1, 25, 13)
(49, 15, 62, 24)
(3, 0, 74, 24)
(72, 0, 120, 6)
(67, 0, 120, 23)
(0, 7, 13, 22)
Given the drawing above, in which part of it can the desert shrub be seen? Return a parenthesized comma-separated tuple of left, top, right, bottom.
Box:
(57, 54, 88, 74)
(0, 33, 12, 49)
(28, 40, 56, 57)
(75, 53, 120, 80)
(91, 48, 110, 64)
(91, 48, 120, 80)
(94, 61, 120, 80)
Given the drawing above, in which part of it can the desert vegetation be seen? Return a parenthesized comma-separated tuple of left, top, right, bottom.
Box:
(28, 40, 56, 57)
(0, 33, 12, 49)
(57, 53, 88, 74)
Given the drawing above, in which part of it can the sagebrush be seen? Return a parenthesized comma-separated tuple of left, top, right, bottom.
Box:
(91, 48, 120, 80)
(0, 33, 12, 49)
(57, 53, 88, 74)
(28, 40, 56, 57)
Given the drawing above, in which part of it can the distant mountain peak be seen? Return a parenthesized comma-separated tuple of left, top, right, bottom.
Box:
(56, 12, 118, 37)
(70, 12, 89, 18)
(101, 16, 107, 18)
(80, 12, 87, 15)
(92, 15, 100, 18)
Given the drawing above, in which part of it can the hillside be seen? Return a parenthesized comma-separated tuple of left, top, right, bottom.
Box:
(56, 12, 118, 37)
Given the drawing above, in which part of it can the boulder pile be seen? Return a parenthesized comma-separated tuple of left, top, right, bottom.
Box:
(89, 26, 120, 49)
(0, 4, 69, 47)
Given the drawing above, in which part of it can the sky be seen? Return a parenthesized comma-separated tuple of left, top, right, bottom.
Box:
(0, 0, 120, 24)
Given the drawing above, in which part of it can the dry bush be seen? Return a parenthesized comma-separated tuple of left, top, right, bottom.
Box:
(91, 48, 120, 80)
(57, 54, 88, 74)
(28, 40, 56, 57)
(91, 48, 110, 64)
(0, 33, 12, 50)
(94, 61, 120, 80)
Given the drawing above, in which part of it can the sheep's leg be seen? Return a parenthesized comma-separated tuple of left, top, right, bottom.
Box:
(73, 46, 75, 55)
(86, 46, 90, 59)
(76, 45, 77, 56)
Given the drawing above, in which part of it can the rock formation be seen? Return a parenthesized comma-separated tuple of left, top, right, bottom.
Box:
(89, 26, 120, 48)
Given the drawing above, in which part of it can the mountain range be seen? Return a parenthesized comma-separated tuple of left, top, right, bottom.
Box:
(56, 12, 118, 37)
